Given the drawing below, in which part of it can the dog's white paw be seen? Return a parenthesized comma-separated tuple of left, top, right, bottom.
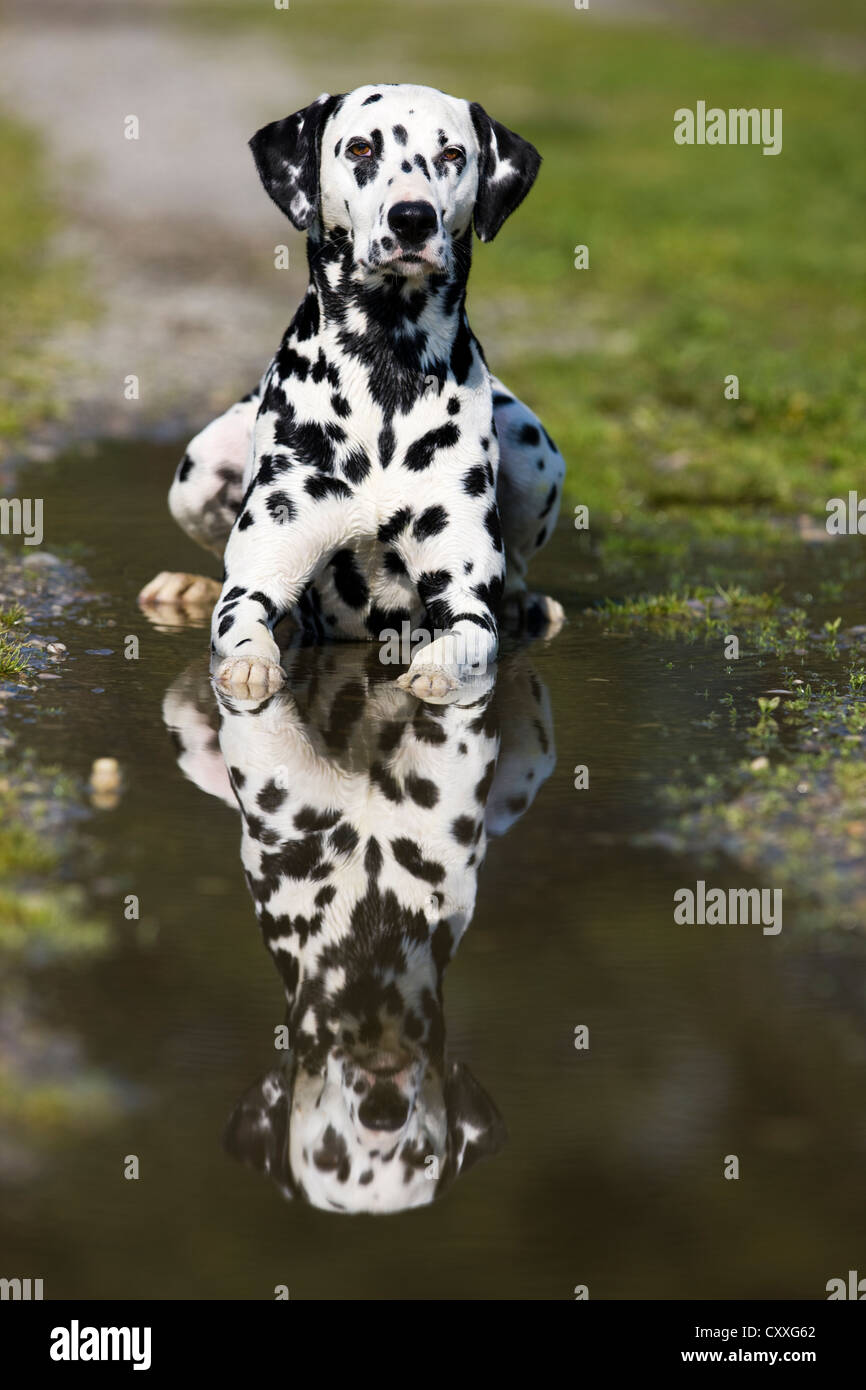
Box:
(139, 571, 221, 607)
(214, 655, 285, 698)
(395, 663, 459, 703)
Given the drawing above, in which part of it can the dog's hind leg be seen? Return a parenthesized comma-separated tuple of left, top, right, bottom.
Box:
(491, 377, 566, 638)
(139, 386, 260, 617)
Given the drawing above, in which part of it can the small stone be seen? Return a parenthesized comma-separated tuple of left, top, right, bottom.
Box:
(21, 552, 61, 568)
(89, 757, 122, 808)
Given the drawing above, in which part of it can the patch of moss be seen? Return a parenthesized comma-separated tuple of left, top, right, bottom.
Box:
(661, 666, 866, 930)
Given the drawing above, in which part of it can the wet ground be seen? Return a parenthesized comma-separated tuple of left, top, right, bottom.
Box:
(1, 440, 864, 1299)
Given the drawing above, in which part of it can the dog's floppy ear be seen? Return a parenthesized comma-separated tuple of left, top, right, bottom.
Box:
(436, 1061, 507, 1196)
(249, 92, 345, 231)
(223, 1067, 295, 1198)
(469, 102, 541, 243)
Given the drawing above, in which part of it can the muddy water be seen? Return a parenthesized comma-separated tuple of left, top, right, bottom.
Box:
(1, 440, 864, 1299)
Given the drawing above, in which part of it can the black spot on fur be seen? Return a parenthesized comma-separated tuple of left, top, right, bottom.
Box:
(383, 549, 406, 577)
(451, 815, 475, 845)
(365, 837, 383, 878)
(484, 505, 503, 552)
(257, 780, 286, 812)
(378, 507, 412, 544)
(463, 465, 487, 497)
(330, 822, 360, 856)
(266, 491, 296, 523)
(295, 806, 342, 832)
(250, 591, 278, 621)
(404, 423, 460, 472)
(475, 758, 497, 804)
(406, 775, 439, 809)
(342, 448, 370, 485)
(330, 549, 369, 608)
(413, 505, 448, 541)
(306, 475, 352, 501)
(391, 837, 445, 884)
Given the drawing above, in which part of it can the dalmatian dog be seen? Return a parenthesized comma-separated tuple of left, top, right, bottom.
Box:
(140, 83, 566, 702)
(161, 645, 556, 1213)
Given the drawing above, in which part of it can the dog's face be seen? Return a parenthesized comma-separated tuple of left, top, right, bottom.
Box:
(226, 1052, 505, 1214)
(317, 85, 479, 277)
(288, 1043, 451, 1213)
(249, 83, 541, 281)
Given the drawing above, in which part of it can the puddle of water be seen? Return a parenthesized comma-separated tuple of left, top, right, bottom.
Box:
(1, 441, 864, 1298)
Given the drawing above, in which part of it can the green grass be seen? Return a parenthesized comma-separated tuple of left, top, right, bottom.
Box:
(0, 754, 109, 957)
(0, 602, 34, 682)
(177, 0, 865, 577)
(667, 666, 866, 930)
(0, 115, 87, 447)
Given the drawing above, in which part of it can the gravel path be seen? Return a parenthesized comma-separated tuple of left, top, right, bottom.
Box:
(1, 2, 314, 447)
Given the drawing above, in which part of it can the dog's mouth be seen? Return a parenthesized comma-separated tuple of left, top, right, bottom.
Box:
(363, 244, 448, 279)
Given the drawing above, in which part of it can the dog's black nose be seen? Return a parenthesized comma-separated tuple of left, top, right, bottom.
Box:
(387, 200, 437, 245)
(358, 1081, 410, 1133)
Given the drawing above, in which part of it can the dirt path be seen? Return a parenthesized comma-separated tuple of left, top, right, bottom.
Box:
(0, 2, 315, 449)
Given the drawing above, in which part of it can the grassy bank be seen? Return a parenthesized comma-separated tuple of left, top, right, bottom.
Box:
(0, 113, 87, 450)
(178, 0, 865, 582)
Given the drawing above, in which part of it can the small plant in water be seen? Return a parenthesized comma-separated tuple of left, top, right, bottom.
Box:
(749, 695, 781, 742)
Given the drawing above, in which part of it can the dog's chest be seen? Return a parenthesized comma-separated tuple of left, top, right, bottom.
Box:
(298, 533, 420, 639)
(270, 337, 495, 640)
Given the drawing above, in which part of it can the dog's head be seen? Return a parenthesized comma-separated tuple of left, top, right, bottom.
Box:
(249, 83, 541, 279)
(225, 1054, 505, 1214)
(225, 897, 505, 1213)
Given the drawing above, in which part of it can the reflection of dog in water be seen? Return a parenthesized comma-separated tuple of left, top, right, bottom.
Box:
(163, 647, 555, 1213)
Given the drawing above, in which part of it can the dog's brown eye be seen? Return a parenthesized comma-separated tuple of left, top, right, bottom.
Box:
(442, 146, 463, 162)
(348, 140, 373, 158)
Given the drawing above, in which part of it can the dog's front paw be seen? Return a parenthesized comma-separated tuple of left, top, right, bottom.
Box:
(214, 655, 285, 699)
(395, 663, 459, 703)
(396, 662, 497, 706)
(396, 625, 497, 704)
